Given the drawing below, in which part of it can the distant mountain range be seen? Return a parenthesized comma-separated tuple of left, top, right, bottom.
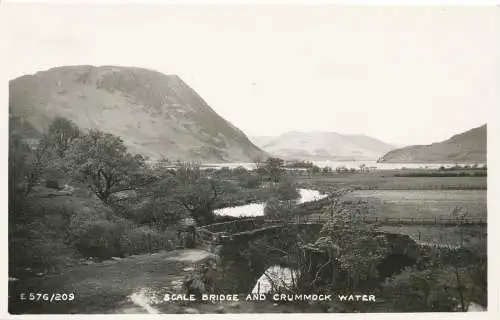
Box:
(250, 131, 397, 161)
(378, 124, 487, 163)
(9, 65, 267, 162)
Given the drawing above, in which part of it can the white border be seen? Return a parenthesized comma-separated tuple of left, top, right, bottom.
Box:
(1, 1, 499, 320)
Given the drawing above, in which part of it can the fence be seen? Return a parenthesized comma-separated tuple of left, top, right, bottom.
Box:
(282, 215, 486, 226)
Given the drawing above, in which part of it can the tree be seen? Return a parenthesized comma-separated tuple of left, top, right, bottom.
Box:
(264, 197, 293, 219)
(175, 162, 219, 226)
(273, 177, 300, 201)
(382, 266, 474, 312)
(65, 130, 143, 205)
(265, 157, 285, 183)
(9, 134, 48, 197)
(232, 165, 248, 176)
(309, 165, 320, 175)
(252, 155, 264, 171)
(40, 117, 80, 158)
(238, 173, 261, 189)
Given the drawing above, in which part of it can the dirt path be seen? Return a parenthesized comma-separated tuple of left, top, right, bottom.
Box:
(10, 249, 216, 314)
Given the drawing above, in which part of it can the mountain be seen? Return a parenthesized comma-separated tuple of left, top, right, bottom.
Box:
(250, 131, 397, 161)
(9, 65, 267, 162)
(378, 125, 487, 163)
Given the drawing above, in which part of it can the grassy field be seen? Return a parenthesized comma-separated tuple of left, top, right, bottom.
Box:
(377, 225, 487, 248)
(320, 172, 488, 249)
(295, 171, 486, 192)
(342, 189, 486, 220)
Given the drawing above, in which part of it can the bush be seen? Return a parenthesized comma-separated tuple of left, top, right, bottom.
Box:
(264, 197, 294, 219)
(119, 225, 176, 256)
(238, 173, 261, 189)
(273, 177, 300, 201)
(45, 179, 60, 189)
(69, 217, 124, 260)
(382, 266, 475, 312)
(10, 216, 79, 273)
(232, 166, 248, 176)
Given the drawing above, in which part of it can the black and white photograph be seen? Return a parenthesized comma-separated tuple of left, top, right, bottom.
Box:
(2, 1, 496, 316)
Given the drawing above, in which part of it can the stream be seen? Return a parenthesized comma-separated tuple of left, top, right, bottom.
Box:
(214, 188, 327, 217)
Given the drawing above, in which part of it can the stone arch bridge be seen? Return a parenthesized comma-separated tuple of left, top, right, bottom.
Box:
(195, 215, 486, 251)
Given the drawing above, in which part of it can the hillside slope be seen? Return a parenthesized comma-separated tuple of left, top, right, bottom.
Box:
(9, 65, 266, 162)
(378, 125, 487, 163)
(251, 131, 396, 161)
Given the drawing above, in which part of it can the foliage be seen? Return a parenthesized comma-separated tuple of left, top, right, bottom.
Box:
(284, 160, 315, 169)
(40, 117, 80, 158)
(273, 177, 300, 201)
(308, 165, 321, 175)
(68, 211, 124, 260)
(64, 129, 144, 204)
(45, 179, 60, 189)
(174, 162, 219, 226)
(321, 221, 390, 290)
(119, 225, 176, 256)
(264, 197, 294, 219)
(68, 209, 176, 260)
(216, 166, 232, 178)
(265, 157, 285, 183)
(237, 173, 261, 189)
(232, 165, 248, 176)
(9, 134, 47, 197)
(382, 266, 475, 312)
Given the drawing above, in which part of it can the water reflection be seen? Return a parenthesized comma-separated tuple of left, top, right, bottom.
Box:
(251, 265, 298, 294)
(214, 189, 327, 217)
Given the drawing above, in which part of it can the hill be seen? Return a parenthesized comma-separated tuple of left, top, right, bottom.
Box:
(250, 131, 396, 161)
(9, 65, 266, 162)
(378, 125, 487, 163)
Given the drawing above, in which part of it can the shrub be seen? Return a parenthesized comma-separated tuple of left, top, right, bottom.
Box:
(232, 166, 248, 176)
(119, 225, 175, 256)
(11, 218, 79, 272)
(238, 173, 261, 189)
(69, 218, 123, 260)
(273, 177, 300, 201)
(309, 165, 321, 175)
(45, 179, 60, 189)
(382, 266, 475, 312)
(264, 197, 294, 219)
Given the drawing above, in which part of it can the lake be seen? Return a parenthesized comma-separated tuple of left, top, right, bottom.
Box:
(202, 160, 484, 171)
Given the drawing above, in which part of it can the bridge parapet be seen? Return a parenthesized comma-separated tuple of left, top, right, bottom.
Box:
(195, 215, 486, 251)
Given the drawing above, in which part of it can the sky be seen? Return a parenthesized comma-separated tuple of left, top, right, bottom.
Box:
(2, 4, 498, 146)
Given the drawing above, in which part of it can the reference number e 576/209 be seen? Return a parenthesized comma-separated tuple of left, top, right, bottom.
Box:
(19, 293, 75, 302)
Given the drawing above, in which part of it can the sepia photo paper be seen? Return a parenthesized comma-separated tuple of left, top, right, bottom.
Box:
(1, 0, 499, 318)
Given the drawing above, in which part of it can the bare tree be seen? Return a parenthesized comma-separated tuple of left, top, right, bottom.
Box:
(252, 155, 264, 170)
